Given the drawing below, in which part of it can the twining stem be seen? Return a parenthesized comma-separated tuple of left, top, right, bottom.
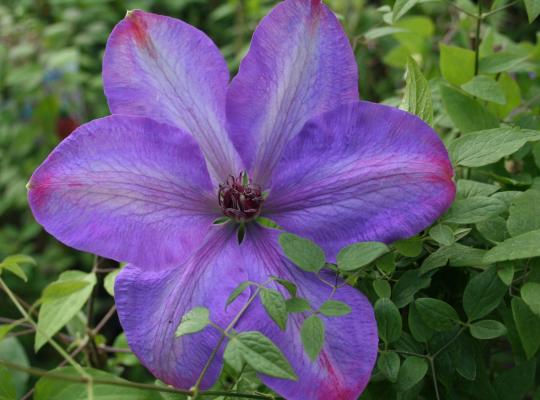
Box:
(192, 279, 271, 398)
(0, 359, 277, 400)
(0, 277, 94, 399)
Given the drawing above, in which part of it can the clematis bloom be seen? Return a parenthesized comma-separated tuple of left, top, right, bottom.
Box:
(27, 1, 455, 399)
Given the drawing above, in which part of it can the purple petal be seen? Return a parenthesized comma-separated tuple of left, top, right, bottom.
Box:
(265, 101, 456, 261)
(115, 227, 249, 389)
(103, 10, 240, 182)
(237, 226, 377, 400)
(227, 0, 359, 186)
(28, 115, 216, 268)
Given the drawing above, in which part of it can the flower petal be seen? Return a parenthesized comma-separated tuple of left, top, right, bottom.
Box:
(28, 115, 216, 268)
(103, 10, 240, 182)
(265, 101, 456, 261)
(227, 0, 359, 185)
(237, 226, 377, 400)
(115, 227, 249, 389)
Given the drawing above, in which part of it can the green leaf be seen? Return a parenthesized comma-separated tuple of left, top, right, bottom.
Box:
(448, 127, 540, 167)
(279, 233, 325, 273)
(175, 307, 210, 337)
(420, 243, 488, 275)
(301, 315, 325, 361)
(0, 366, 17, 400)
(429, 224, 455, 246)
(237, 223, 246, 244)
(226, 281, 252, 307)
(392, 0, 418, 22)
(507, 190, 540, 237)
(1, 255, 35, 267)
(212, 216, 230, 225)
(319, 300, 351, 317)
(443, 196, 506, 224)
(377, 352, 400, 383)
(336, 241, 389, 271)
(260, 288, 288, 330)
(273, 278, 297, 297)
(441, 85, 499, 133)
(484, 229, 540, 263)
(364, 26, 408, 40)
(0, 255, 34, 282)
(408, 302, 433, 342)
(524, 0, 540, 22)
(223, 337, 244, 372)
(34, 367, 162, 400)
(493, 360, 536, 400)
(225, 332, 297, 380)
(512, 297, 540, 359)
(256, 217, 282, 230)
(447, 243, 487, 267)
(401, 57, 433, 124)
(415, 298, 459, 331)
(0, 337, 29, 397)
(463, 268, 507, 321)
(42, 280, 91, 301)
(454, 335, 477, 381)
(478, 52, 529, 74)
(521, 283, 540, 317)
(0, 263, 27, 282)
(285, 297, 311, 313)
(419, 247, 450, 274)
(35, 271, 97, 352)
(376, 253, 396, 275)
(497, 262, 514, 286)
(469, 320, 507, 339)
(396, 356, 428, 392)
(461, 76, 506, 105)
(394, 236, 423, 257)
(477, 216, 509, 243)
(439, 44, 475, 86)
(373, 280, 391, 299)
(0, 325, 15, 342)
(392, 269, 431, 308)
(103, 269, 120, 297)
(375, 298, 402, 343)
(456, 179, 500, 198)
(489, 73, 522, 118)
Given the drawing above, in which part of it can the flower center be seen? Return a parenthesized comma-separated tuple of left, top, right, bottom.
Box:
(218, 173, 264, 222)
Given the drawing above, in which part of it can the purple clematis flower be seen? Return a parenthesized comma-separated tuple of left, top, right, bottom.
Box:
(27, 1, 455, 399)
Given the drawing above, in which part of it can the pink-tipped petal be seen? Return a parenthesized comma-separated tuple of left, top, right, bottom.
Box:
(237, 226, 378, 400)
(265, 101, 456, 261)
(104, 10, 240, 182)
(28, 116, 216, 269)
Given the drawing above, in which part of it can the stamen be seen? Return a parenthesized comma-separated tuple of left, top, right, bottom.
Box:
(218, 172, 264, 223)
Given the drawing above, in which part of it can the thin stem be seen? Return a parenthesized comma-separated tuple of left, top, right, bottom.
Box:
(92, 305, 116, 335)
(0, 360, 276, 400)
(0, 277, 89, 379)
(193, 280, 270, 398)
(482, 1, 518, 18)
(429, 357, 441, 400)
(474, 1, 482, 76)
(445, 0, 478, 18)
(433, 326, 466, 358)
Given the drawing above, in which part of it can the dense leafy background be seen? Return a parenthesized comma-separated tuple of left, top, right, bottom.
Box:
(1, 0, 540, 399)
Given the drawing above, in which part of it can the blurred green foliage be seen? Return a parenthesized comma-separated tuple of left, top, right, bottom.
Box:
(1, 0, 540, 399)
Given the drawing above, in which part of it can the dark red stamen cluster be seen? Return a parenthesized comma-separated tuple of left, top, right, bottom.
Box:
(218, 173, 264, 222)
